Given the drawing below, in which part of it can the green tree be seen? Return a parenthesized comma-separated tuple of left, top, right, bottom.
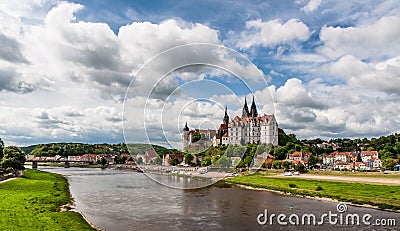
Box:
(1, 146, 26, 171)
(184, 153, 194, 165)
(171, 157, 180, 166)
(192, 132, 201, 142)
(137, 157, 143, 165)
(382, 158, 396, 170)
(211, 155, 220, 165)
(216, 156, 232, 168)
(281, 161, 290, 171)
(295, 163, 307, 173)
(154, 156, 163, 165)
(272, 160, 281, 169)
(273, 146, 288, 160)
(243, 156, 253, 169)
(0, 138, 4, 161)
(202, 155, 212, 166)
(308, 154, 318, 168)
(100, 157, 108, 166)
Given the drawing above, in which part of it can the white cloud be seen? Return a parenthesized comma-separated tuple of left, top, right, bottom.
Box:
(319, 16, 400, 60)
(301, 0, 323, 13)
(275, 78, 324, 109)
(0, 105, 124, 146)
(237, 18, 311, 49)
(322, 55, 400, 95)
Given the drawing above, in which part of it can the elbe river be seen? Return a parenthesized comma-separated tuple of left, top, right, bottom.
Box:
(39, 167, 398, 231)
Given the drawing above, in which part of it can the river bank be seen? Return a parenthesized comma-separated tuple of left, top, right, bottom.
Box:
(225, 173, 400, 212)
(0, 169, 96, 230)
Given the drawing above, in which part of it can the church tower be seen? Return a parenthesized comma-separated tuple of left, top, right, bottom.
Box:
(242, 97, 250, 118)
(182, 122, 190, 148)
(250, 96, 258, 118)
(223, 105, 229, 126)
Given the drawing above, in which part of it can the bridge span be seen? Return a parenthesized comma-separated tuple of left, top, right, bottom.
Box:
(26, 160, 92, 169)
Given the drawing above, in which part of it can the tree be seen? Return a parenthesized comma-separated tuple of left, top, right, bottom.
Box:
(308, 154, 318, 168)
(154, 156, 163, 165)
(202, 155, 212, 166)
(273, 146, 288, 160)
(171, 157, 180, 166)
(184, 153, 194, 165)
(211, 155, 220, 165)
(137, 157, 143, 165)
(192, 132, 201, 142)
(100, 157, 108, 166)
(1, 146, 26, 171)
(295, 163, 307, 173)
(356, 152, 362, 162)
(382, 158, 396, 170)
(243, 155, 253, 169)
(272, 160, 281, 169)
(0, 138, 4, 161)
(281, 161, 290, 171)
(216, 156, 232, 168)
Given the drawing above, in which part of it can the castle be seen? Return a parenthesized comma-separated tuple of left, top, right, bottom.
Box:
(182, 97, 278, 149)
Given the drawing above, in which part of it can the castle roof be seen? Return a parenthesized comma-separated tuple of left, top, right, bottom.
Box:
(229, 114, 275, 127)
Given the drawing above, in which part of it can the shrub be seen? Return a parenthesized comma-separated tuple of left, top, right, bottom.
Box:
(289, 183, 297, 188)
(316, 186, 323, 191)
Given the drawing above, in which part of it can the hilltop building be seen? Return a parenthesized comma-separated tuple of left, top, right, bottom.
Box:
(182, 97, 279, 148)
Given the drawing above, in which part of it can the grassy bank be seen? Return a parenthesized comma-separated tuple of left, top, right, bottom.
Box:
(0, 169, 95, 230)
(225, 174, 400, 211)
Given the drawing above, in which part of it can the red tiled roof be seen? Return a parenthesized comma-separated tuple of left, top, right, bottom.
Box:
(290, 152, 302, 157)
(362, 151, 378, 156)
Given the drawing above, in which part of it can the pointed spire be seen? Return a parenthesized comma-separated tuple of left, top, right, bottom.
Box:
(223, 105, 229, 125)
(183, 122, 189, 131)
(242, 97, 250, 118)
(250, 95, 258, 118)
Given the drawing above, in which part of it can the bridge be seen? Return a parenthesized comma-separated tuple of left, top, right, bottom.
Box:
(26, 160, 92, 169)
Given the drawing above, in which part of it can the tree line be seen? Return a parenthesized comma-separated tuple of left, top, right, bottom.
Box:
(24, 143, 129, 156)
(0, 138, 26, 175)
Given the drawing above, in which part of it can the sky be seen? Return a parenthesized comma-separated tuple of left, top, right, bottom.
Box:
(0, 0, 400, 149)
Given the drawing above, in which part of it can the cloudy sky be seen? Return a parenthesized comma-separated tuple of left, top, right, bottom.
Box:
(1, 0, 400, 148)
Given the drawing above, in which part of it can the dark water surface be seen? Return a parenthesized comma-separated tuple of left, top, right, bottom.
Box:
(40, 167, 399, 231)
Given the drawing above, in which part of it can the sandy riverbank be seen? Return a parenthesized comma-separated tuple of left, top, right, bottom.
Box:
(275, 173, 400, 186)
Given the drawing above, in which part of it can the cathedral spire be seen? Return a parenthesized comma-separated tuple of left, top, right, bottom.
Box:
(242, 97, 250, 118)
(223, 105, 229, 125)
(183, 122, 189, 131)
(250, 95, 258, 118)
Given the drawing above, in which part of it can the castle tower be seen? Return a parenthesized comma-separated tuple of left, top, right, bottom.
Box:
(250, 96, 258, 118)
(242, 97, 250, 118)
(182, 122, 189, 148)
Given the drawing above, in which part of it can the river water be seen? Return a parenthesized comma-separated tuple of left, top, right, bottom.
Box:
(39, 167, 398, 231)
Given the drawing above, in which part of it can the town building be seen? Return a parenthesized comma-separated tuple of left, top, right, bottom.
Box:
(323, 150, 382, 171)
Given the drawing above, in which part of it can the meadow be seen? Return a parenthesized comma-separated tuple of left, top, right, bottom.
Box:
(0, 169, 95, 230)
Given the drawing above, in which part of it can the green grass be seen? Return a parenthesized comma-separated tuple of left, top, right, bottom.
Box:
(225, 173, 400, 211)
(0, 169, 95, 230)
